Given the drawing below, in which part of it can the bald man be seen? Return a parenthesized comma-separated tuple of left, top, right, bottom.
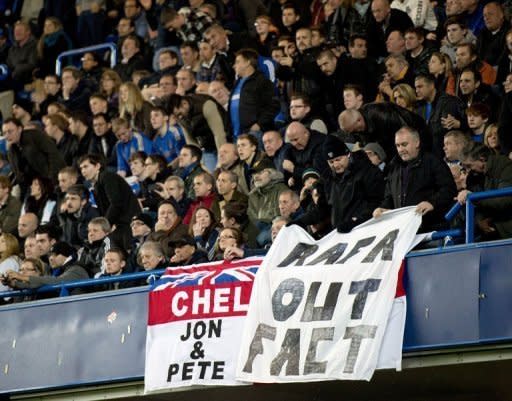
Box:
(17, 213, 39, 239)
(282, 122, 328, 189)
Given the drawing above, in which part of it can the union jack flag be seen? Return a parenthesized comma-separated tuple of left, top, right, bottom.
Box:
(151, 257, 263, 292)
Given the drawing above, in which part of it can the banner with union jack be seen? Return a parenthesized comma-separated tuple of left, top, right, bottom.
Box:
(144, 257, 263, 393)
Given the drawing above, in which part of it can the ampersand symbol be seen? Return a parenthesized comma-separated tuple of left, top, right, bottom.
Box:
(190, 341, 205, 359)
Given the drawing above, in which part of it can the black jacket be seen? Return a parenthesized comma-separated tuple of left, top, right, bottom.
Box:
(366, 9, 414, 58)
(380, 152, 457, 231)
(92, 169, 141, 226)
(8, 129, 66, 190)
(229, 70, 278, 133)
(56, 132, 78, 166)
(59, 202, 100, 248)
(294, 151, 385, 232)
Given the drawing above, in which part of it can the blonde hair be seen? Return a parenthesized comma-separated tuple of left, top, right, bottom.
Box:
(37, 17, 64, 58)
(392, 83, 417, 110)
(0, 233, 20, 262)
(100, 69, 122, 97)
(119, 81, 144, 119)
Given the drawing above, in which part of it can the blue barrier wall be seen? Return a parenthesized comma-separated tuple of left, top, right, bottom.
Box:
(1, 241, 512, 394)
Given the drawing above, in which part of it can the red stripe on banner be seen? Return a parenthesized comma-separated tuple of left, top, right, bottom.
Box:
(395, 260, 406, 297)
(148, 281, 254, 325)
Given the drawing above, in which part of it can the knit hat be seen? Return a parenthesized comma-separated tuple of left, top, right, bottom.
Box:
(13, 96, 33, 115)
(132, 213, 154, 228)
(322, 135, 350, 160)
(251, 157, 275, 174)
(302, 168, 320, 183)
(364, 142, 387, 162)
(50, 242, 75, 257)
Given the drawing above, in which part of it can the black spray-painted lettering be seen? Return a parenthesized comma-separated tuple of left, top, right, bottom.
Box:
(338, 237, 376, 264)
(342, 325, 377, 374)
(306, 243, 348, 265)
(361, 229, 399, 262)
(349, 279, 381, 320)
(300, 282, 343, 322)
(277, 243, 319, 266)
(270, 328, 300, 376)
(180, 319, 222, 341)
(167, 361, 225, 381)
(272, 278, 304, 321)
(303, 327, 334, 375)
(242, 323, 276, 373)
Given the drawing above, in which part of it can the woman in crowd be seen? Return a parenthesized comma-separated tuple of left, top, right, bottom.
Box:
(189, 207, 220, 260)
(118, 81, 153, 137)
(37, 17, 72, 78)
(428, 52, 456, 95)
(21, 177, 57, 225)
(391, 84, 417, 111)
(0, 233, 21, 294)
(484, 124, 500, 154)
(100, 69, 122, 109)
(214, 227, 244, 260)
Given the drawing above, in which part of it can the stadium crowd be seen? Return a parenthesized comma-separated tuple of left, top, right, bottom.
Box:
(1, 0, 512, 299)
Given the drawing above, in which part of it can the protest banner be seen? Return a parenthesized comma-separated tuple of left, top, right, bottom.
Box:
(236, 207, 422, 382)
(145, 257, 262, 393)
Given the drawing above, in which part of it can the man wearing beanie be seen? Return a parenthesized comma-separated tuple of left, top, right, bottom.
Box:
(291, 135, 385, 233)
(4, 241, 88, 295)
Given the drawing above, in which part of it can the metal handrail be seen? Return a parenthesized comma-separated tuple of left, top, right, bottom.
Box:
(0, 268, 165, 299)
(444, 187, 512, 243)
(55, 43, 117, 75)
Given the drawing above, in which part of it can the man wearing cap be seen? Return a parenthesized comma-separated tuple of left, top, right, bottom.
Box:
(5, 242, 88, 295)
(373, 126, 457, 232)
(127, 213, 153, 273)
(169, 235, 208, 266)
(291, 135, 385, 233)
(248, 163, 288, 246)
(364, 142, 387, 172)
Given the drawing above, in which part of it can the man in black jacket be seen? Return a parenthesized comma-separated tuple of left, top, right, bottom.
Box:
(229, 48, 278, 139)
(373, 126, 457, 232)
(292, 135, 385, 232)
(3, 118, 66, 197)
(78, 154, 141, 249)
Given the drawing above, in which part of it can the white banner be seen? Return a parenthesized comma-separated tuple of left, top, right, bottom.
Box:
(145, 258, 262, 393)
(236, 207, 422, 382)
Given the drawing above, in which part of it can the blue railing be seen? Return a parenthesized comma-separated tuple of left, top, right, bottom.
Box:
(445, 187, 512, 243)
(56, 43, 117, 75)
(0, 268, 165, 299)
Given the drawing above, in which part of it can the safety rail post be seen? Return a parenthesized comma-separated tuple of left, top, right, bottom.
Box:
(56, 43, 117, 75)
(465, 200, 475, 244)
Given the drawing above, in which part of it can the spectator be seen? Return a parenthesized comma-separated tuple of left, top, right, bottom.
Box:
(58, 184, 100, 248)
(458, 144, 512, 239)
(278, 189, 302, 220)
(255, 15, 278, 57)
(443, 130, 471, 164)
(476, 2, 509, 67)
(81, 52, 104, 84)
(6, 20, 38, 89)
(496, 30, 512, 85)
(315, 49, 346, 121)
(97, 248, 134, 290)
(112, 117, 154, 177)
(127, 213, 153, 273)
(183, 171, 220, 224)
(454, 43, 496, 88)
(139, 241, 168, 271)
(79, 153, 141, 249)
(373, 126, 457, 232)
(118, 81, 153, 136)
(208, 80, 231, 110)
(37, 17, 72, 78)
(483, 124, 500, 154)
(115, 35, 146, 82)
(169, 235, 209, 266)
(294, 135, 385, 232)
(33, 74, 62, 118)
(414, 73, 467, 158)
(288, 94, 327, 134)
(216, 170, 248, 211)
(229, 48, 278, 139)
(161, 6, 213, 43)
(17, 213, 39, 242)
(386, 30, 406, 56)
(366, 0, 413, 59)
(77, 217, 112, 277)
(91, 113, 118, 171)
(21, 177, 56, 225)
(43, 114, 78, 166)
(441, 17, 476, 65)
(34, 224, 61, 265)
(391, 83, 416, 111)
(176, 68, 197, 95)
(0, 175, 22, 235)
(60, 66, 93, 112)
(0, 233, 21, 294)
(188, 207, 220, 260)
(262, 130, 290, 173)
(428, 52, 456, 95)
(69, 110, 96, 159)
(343, 85, 365, 110)
(467, 103, 490, 143)
(215, 143, 248, 194)
(457, 68, 499, 118)
(154, 175, 192, 218)
(174, 145, 208, 199)
(11, 97, 33, 127)
(3, 118, 66, 196)
(248, 164, 288, 246)
(100, 69, 122, 109)
(147, 199, 188, 258)
(280, 3, 304, 38)
(404, 27, 433, 75)
(5, 241, 88, 295)
(3, 258, 46, 302)
(364, 142, 387, 171)
(150, 106, 186, 167)
(282, 122, 327, 189)
(236, 133, 268, 191)
(180, 41, 201, 73)
(23, 235, 41, 259)
(140, 154, 170, 212)
(214, 227, 244, 261)
(57, 167, 79, 204)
